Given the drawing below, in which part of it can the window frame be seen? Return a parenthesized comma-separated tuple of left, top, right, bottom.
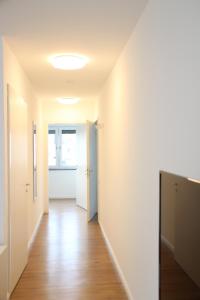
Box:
(48, 125, 77, 170)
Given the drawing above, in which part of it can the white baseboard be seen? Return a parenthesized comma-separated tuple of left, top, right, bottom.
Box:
(99, 222, 133, 300)
(28, 213, 43, 251)
(161, 235, 174, 252)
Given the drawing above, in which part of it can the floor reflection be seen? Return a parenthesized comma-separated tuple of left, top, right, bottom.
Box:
(160, 242, 200, 300)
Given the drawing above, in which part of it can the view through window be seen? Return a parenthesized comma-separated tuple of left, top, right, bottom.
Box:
(48, 126, 77, 169)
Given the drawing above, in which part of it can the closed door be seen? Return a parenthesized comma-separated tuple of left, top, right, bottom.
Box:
(8, 85, 28, 293)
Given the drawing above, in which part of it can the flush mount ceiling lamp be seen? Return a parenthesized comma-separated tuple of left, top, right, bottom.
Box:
(49, 54, 89, 70)
(57, 97, 80, 105)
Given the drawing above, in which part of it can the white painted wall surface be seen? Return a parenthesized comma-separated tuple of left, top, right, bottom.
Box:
(48, 170, 76, 199)
(0, 246, 7, 300)
(0, 39, 4, 246)
(42, 98, 97, 125)
(0, 38, 7, 300)
(98, 1, 200, 299)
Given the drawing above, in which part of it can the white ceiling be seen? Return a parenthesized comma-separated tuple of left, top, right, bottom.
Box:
(0, 0, 147, 101)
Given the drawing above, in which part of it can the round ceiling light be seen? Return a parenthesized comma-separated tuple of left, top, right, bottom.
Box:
(57, 97, 80, 105)
(50, 54, 89, 70)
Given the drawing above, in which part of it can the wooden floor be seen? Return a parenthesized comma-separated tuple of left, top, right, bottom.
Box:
(11, 199, 127, 300)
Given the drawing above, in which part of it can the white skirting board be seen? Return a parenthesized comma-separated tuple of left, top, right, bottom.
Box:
(28, 213, 43, 251)
(99, 222, 133, 300)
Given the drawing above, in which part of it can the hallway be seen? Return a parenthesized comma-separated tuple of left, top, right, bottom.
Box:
(11, 199, 127, 300)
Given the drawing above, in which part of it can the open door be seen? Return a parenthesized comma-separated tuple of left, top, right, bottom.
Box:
(8, 85, 28, 294)
(76, 125, 87, 209)
(87, 121, 97, 221)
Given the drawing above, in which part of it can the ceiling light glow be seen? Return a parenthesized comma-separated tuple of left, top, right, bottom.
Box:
(50, 54, 89, 70)
(57, 97, 80, 105)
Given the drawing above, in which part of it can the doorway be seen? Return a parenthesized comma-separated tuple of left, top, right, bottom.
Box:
(47, 123, 98, 221)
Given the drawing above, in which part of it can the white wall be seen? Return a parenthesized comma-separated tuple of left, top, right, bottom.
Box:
(0, 39, 44, 299)
(0, 246, 7, 300)
(42, 98, 97, 124)
(98, 1, 200, 299)
(48, 170, 76, 199)
(0, 39, 4, 245)
(0, 38, 7, 300)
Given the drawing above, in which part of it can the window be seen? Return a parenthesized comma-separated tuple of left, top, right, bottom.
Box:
(48, 126, 77, 169)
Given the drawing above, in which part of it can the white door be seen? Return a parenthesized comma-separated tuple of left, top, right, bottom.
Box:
(8, 85, 28, 293)
(76, 125, 87, 209)
(87, 122, 97, 221)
